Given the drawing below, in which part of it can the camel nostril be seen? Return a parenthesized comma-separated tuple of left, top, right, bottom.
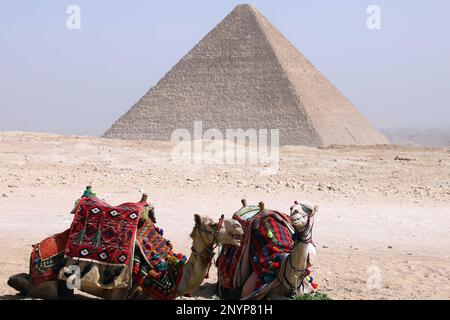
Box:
(233, 233, 242, 239)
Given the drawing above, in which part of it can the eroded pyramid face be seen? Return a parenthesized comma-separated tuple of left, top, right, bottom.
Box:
(104, 4, 388, 147)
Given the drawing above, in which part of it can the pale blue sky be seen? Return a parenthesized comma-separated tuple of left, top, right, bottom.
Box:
(0, 0, 449, 135)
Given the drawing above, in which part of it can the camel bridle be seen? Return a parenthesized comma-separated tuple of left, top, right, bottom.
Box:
(190, 215, 225, 278)
(290, 203, 315, 244)
(294, 214, 314, 244)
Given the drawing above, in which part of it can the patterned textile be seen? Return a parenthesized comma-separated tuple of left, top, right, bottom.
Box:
(216, 206, 259, 291)
(27, 196, 186, 299)
(30, 229, 70, 284)
(62, 197, 146, 288)
(65, 196, 144, 265)
(217, 207, 294, 298)
(249, 211, 293, 289)
(133, 220, 186, 300)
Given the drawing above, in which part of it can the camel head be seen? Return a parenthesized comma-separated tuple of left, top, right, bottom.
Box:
(289, 201, 318, 236)
(191, 214, 243, 248)
(222, 218, 244, 246)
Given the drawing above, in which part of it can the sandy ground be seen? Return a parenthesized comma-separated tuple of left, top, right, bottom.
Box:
(0, 131, 449, 300)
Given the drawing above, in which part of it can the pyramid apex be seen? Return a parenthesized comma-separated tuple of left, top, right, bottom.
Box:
(232, 3, 258, 12)
(104, 4, 389, 146)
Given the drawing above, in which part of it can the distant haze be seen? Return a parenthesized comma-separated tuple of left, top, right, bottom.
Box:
(1, 0, 449, 137)
(382, 128, 450, 147)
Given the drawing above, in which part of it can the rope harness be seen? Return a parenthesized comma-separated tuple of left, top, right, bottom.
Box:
(191, 215, 225, 279)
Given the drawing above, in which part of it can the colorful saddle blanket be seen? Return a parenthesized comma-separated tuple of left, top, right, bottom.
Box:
(217, 207, 294, 298)
(30, 229, 70, 284)
(28, 196, 186, 299)
(133, 220, 186, 300)
(216, 206, 259, 291)
(249, 211, 294, 288)
(62, 197, 146, 288)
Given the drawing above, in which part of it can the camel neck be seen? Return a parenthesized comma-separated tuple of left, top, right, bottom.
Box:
(176, 231, 214, 296)
(289, 241, 308, 270)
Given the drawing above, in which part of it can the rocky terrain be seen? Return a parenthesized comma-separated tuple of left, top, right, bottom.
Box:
(0, 131, 449, 299)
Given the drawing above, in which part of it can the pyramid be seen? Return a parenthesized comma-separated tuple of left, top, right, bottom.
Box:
(104, 4, 389, 146)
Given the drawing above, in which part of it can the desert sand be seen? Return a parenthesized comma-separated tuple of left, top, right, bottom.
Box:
(0, 131, 449, 300)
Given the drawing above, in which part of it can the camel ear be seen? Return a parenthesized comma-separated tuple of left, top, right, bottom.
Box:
(311, 205, 319, 216)
(194, 214, 202, 226)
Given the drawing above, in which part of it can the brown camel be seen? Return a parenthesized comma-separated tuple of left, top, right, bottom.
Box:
(8, 209, 243, 300)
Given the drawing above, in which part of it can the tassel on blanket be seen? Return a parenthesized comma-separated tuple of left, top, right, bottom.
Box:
(77, 230, 86, 243)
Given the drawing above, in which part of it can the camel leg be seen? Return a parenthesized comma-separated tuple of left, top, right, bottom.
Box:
(8, 273, 63, 300)
(28, 280, 59, 300)
(7, 273, 30, 295)
(57, 280, 74, 299)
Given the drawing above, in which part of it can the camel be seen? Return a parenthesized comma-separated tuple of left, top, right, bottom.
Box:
(220, 200, 318, 300)
(130, 214, 243, 300)
(8, 201, 243, 300)
(265, 201, 318, 299)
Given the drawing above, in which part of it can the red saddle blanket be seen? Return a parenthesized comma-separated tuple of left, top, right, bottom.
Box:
(29, 197, 185, 299)
(217, 208, 293, 296)
(30, 229, 70, 284)
(65, 196, 145, 266)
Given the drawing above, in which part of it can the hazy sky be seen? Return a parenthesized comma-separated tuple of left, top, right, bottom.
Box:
(1, 0, 449, 136)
